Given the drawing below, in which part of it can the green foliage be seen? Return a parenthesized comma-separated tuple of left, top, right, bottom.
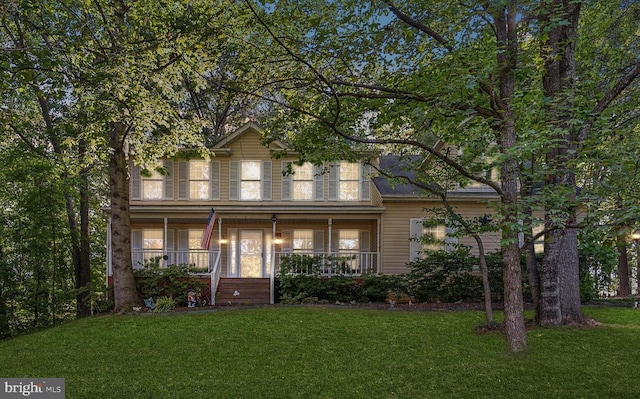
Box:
(361, 274, 407, 303)
(133, 265, 206, 307)
(578, 231, 618, 299)
(406, 248, 483, 302)
(278, 255, 403, 303)
(277, 274, 363, 304)
(153, 297, 176, 313)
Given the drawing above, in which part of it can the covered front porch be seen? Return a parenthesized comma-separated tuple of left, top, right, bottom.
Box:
(107, 209, 382, 305)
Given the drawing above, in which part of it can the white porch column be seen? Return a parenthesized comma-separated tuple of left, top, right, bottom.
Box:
(270, 215, 276, 304)
(163, 217, 168, 267)
(328, 218, 333, 255)
(377, 217, 381, 274)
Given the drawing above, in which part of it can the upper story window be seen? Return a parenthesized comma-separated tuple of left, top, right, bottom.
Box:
(241, 161, 261, 200)
(230, 160, 272, 201)
(339, 162, 360, 201)
(282, 161, 323, 201)
(131, 161, 174, 201)
(328, 161, 371, 201)
(142, 167, 164, 200)
(422, 225, 446, 252)
(189, 160, 210, 200)
(292, 163, 314, 200)
(177, 160, 220, 201)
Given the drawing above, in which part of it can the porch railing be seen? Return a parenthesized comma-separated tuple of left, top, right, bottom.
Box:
(274, 252, 378, 276)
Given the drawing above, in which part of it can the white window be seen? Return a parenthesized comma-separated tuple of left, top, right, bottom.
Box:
(142, 166, 163, 200)
(338, 229, 360, 251)
(189, 160, 210, 200)
(142, 229, 163, 266)
(292, 163, 314, 200)
(143, 229, 163, 250)
(423, 224, 446, 251)
(339, 162, 359, 201)
(132, 229, 165, 268)
(131, 161, 174, 201)
(292, 230, 314, 253)
(328, 162, 370, 201)
(241, 161, 262, 200)
(230, 160, 271, 201)
(282, 161, 323, 201)
(409, 218, 456, 260)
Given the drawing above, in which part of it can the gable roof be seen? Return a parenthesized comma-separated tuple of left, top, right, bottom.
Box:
(211, 121, 288, 151)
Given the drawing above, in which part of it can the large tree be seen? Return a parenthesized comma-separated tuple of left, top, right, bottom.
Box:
(537, 0, 640, 324)
(1, 0, 98, 317)
(242, 0, 639, 351)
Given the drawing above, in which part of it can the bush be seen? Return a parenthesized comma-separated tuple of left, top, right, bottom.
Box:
(134, 265, 206, 306)
(361, 274, 409, 303)
(406, 248, 483, 302)
(277, 257, 399, 303)
(276, 274, 362, 304)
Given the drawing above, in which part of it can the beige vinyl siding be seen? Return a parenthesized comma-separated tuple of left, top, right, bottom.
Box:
(380, 200, 501, 275)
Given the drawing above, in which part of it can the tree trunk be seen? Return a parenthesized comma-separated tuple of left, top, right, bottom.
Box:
(495, 2, 527, 353)
(499, 102, 527, 351)
(502, 240, 527, 352)
(540, 226, 562, 326)
(616, 234, 631, 296)
(538, 0, 583, 326)
(474, 235, 494, 325)
(109, 121, 140, 311)
(558, 218, 583, 323)
(77, 142, 92, 317)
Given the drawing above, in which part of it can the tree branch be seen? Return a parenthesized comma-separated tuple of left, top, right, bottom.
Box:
(383, 0, 453, 51)
(576, 62, 640, 146)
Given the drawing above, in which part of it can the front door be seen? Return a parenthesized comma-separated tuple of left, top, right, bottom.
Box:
(239, 230, 264, 277)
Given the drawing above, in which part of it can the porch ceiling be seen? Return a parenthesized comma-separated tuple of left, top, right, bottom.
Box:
(131, 217, 377, 225)
(129, 205, 384, 224)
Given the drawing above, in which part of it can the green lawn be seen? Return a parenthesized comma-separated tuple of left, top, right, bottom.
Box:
(0, 306, 638, 398)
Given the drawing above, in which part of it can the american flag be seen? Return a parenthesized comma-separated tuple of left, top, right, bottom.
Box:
(200, 209, 217, 249)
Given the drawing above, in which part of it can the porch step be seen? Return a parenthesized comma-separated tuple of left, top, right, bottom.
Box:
(216, 278, 271, 305)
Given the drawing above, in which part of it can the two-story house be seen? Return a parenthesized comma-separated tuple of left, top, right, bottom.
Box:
(105, 122, 502, 305)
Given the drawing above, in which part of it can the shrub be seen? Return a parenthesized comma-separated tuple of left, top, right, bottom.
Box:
(406, 248, 483, 302)
(277, 255, 394, 303)
(134, 265, 206, 306)
(361, 274, 409, 303)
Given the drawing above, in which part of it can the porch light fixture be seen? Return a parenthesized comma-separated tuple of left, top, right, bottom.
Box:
(274, 232, 283, 245)
(271, 214, 277, 223)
